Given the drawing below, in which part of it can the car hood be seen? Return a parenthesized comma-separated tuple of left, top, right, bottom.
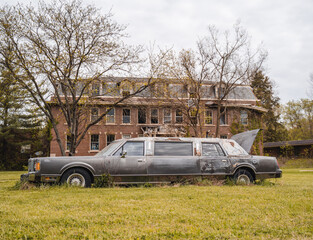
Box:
(231, 129, 260, 153)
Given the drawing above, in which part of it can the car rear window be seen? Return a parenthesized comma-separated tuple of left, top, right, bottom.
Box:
(202, 143, 225, 156)
(154, 142, 193, 156)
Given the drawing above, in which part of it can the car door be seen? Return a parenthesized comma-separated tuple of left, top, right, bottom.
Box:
(200, 142, 231, 175)
(147, 141, 200, 175)
(109, 141, 146, 175)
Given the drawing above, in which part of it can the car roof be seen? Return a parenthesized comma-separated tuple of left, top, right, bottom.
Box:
(122, 137, 234, 144)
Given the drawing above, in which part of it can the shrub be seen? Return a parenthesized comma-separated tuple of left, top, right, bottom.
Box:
(93, 174, 114, 188)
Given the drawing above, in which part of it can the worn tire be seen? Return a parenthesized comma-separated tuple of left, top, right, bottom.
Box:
(233, 169, 254, 185)
(60, 168, 92, 188)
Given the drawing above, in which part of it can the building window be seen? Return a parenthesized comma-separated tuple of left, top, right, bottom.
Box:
(90, 134, 99, 150)
(101, 83, 107, 95)
(66, 135, 71, 151)
(122, 134, 131, 139)
(220, 108, 227, 125)
(138, 108, 146, 124)
(175, 109, 183, 123)
(91, 83, 100, 96)
(121, 81, 132, 97)
(151, 108, 158, 124)
(107, 134, 115, 146)
(205, 109, 213, 125)
(240, 110, 248, 125)
(220, 135, 228, 139)
(122, 108, 131, 124)
(106, 108, 115, 124)
(164, 108, 172, 124)
(91, 108, 99, 122)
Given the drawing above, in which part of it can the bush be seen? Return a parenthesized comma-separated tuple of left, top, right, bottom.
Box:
(93, 174, 114, 188)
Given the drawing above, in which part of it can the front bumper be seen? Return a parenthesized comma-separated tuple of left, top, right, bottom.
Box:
(21, 172, 39, 182)
(20, 173, 59, 183)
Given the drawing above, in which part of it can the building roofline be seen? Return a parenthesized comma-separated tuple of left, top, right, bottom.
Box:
(264, 139, 313, 148)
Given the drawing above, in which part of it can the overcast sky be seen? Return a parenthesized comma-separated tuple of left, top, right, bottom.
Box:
(1, 0, 313, 103)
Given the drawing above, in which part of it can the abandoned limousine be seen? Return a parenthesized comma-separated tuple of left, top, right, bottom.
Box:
(21, 130, 282, 187)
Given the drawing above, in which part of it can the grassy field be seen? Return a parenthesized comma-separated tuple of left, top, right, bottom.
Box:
(0, 170, 312, 239)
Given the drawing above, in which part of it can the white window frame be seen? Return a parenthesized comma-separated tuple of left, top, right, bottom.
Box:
(106, 108, 115, 124)
(138, 108, 147, 124)
(205, 109, 213, 125)
(240, 110, 248, 125)
(175, 109, 183, 124)
(90, 134, 100, 151)
(90, 107, 99, 122)
(106, 134, 115, 146)
(91, 82, 100, 96)
(122, 108, 131, 124)
(164, 108, 172, 124)
(151, 108, 159, 124)
(122, 134, 131, 139)
(220, 109, 227, 125)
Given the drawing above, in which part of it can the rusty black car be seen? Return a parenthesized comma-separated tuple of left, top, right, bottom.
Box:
(21, 130, 282, 187)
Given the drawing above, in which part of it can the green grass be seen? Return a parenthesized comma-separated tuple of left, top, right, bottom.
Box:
(0, 170, 312, 239)
(279, 158, 313, 169)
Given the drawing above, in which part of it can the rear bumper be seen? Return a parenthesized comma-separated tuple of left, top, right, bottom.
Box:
(255, 169, 282, 180)
(275, 169, 282, 178)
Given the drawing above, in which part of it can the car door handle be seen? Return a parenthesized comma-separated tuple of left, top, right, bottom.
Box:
(137, 159, 146, 163)
(222, 160, 227, 162)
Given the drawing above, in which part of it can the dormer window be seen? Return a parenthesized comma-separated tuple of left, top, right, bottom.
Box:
(214, 83, 226, 99)
(91, 83, 100, 96)
(121, 80, 132, 97)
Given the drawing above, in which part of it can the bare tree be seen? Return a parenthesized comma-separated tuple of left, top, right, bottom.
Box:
(151, 23, 266, 137)
(308, 73, 313, 99)
(0, 0, 158, 155)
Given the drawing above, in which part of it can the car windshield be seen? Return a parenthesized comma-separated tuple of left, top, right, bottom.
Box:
(95, 140, 122, 156)
(221, 140, 249, 156)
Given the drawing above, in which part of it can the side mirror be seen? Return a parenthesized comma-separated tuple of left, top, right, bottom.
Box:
(120, 150, 127, 158)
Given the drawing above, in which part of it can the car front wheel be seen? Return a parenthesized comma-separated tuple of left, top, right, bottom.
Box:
(61, 168, 92, 187)
(233, 169, 253, 185)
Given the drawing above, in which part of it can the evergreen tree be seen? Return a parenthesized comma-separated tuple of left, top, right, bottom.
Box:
(0, 64, 45, 170)
(251, 71, 287, 142)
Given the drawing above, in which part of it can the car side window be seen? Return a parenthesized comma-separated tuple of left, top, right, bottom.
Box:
(113, 141, 144, 156)
(202, 143, 225, 156)
(154, 142, 193, 156)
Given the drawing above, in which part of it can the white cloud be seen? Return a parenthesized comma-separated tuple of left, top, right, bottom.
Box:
(1, 0, 312, 103)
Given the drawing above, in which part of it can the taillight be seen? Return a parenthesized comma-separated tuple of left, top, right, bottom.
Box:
(35, 162, 41, 171)
(276, 158, 280, 168)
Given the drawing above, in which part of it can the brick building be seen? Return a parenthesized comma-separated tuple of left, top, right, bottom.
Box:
(50, 77, 266, 156)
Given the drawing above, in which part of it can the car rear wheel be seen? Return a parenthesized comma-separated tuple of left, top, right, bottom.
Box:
(233, 169, 253, 185)
(61, 168, 92, 187)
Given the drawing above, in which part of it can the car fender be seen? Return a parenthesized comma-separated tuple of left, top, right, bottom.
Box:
(60, 162, 96, 176)
(231, 163, 257, 176)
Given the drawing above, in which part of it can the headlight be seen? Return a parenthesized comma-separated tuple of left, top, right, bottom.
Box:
(35, 161, 41, 171)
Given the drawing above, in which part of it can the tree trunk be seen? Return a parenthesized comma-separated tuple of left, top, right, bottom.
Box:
(215, 101, 221, 138)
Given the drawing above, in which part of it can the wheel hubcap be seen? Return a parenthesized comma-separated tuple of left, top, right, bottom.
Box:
(67, 173, 85, 187)
(237, 174, 250, 185)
